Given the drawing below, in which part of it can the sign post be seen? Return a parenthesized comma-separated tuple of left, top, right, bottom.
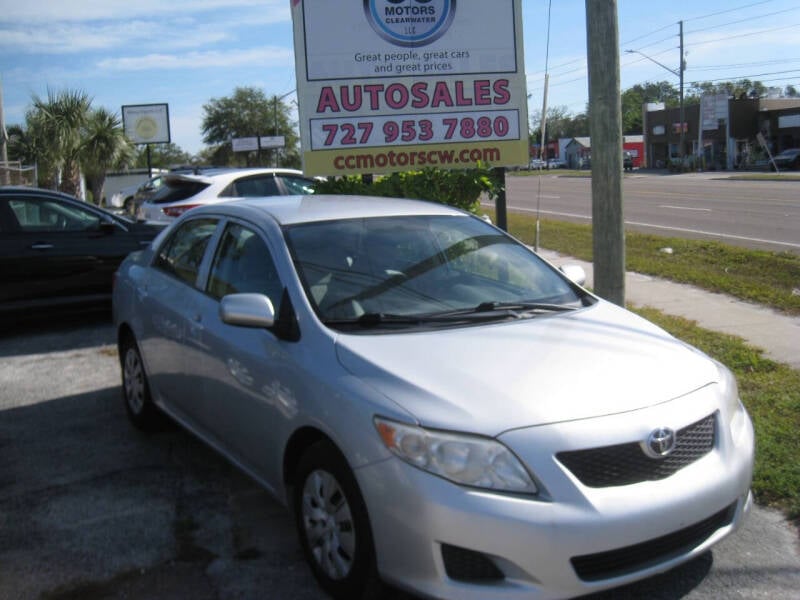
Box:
(291, 0, 528, 179)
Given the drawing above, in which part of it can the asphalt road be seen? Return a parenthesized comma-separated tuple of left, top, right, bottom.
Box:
(1, 316, 799, 600)
(504, 172, 800, 254)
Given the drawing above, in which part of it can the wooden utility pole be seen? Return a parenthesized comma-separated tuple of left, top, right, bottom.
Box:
(585, 0, 625, 306)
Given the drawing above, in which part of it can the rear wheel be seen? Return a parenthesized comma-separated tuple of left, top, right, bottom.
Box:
(120, 335, 162, 431)
(293, 441, 381, 599)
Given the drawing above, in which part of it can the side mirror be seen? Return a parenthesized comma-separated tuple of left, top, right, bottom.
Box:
(220, 293, 275, 328)
(559, 264, 586, 286)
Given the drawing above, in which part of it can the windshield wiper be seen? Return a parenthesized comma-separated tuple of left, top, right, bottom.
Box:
(433, 301, 578, 318)
(323, 302, 578, 329)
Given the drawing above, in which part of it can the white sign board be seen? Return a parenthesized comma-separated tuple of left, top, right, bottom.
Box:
(700, 94, 728, 132)
(232, 137, 259, 152)
(259, 136, 286, 149)
(291, 0, 529, 176)
(122, 104, 171, 144)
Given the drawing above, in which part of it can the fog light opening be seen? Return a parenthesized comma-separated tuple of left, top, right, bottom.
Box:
(441, 543, 505, 582)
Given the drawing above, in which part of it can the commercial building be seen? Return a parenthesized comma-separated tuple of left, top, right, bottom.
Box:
(642, 97, 800, 170)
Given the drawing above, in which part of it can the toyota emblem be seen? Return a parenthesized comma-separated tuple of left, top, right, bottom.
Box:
(643, 427, 676, 458)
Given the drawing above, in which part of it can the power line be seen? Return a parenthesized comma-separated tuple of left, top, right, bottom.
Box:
(685, 6, 800, 35)
(684, 0, 776, 23)
(687, 69, 800, 84)
(685, 22, 800, 48)
(691, 58, 800, 72)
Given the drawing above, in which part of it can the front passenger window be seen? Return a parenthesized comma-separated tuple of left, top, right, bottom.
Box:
(207, 224, 283, 306)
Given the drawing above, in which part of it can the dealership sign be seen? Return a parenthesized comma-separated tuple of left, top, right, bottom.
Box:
(291, 0, 528, 176)
(121, 104, 171, 145)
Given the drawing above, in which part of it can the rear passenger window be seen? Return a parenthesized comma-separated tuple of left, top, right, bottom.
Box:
(221, 175, 280, 197)
(154, 218, 218, 285)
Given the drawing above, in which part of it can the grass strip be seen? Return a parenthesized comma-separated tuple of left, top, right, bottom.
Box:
(485, 211, 800, 315)
(633, 307, 800, 519)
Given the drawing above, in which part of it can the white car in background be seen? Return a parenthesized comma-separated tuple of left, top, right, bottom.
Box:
(137, 168, 319, 223)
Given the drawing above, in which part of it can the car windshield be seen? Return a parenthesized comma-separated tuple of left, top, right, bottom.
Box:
(285, 214, 586, 329)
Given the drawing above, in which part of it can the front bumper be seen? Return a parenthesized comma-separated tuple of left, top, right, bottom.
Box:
(356, 388, 754, 600)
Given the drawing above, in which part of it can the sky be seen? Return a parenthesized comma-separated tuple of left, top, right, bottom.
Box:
(1, 0, 799, 156)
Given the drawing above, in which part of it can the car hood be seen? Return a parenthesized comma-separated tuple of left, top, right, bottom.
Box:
(334, 301, 718, 436)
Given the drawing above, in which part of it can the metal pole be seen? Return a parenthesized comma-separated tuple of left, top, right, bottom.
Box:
(273, 96, 278, 168)
(679, 20, 685, 165)
(535, 73, 549, 251)
(0, 77, 10, 185)
(494, 167, 507, 231)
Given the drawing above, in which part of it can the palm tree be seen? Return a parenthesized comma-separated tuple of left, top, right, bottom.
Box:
(81, 108, 135, 205)
(29, 88, 92, 195)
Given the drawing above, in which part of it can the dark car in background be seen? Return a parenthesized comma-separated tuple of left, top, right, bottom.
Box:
(0, 187, 164, 318)
(771, 148, 800, 171)
(623, 151, 634, 171)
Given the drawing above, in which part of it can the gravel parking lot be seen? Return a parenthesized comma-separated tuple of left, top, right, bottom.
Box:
(1, 315, 799, 600)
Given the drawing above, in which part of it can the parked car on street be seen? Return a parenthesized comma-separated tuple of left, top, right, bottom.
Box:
(547, 157, 566, 169)
(529, 158, 545, 169)
(114, 195, 753, 600)
(137, 168, 319, 223)
(771, 148, 800, 171)
(0, 186, 164, 317)
(623, 151, 634, 171)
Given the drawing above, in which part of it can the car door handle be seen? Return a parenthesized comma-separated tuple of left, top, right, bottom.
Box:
(30, 243, 54, 250)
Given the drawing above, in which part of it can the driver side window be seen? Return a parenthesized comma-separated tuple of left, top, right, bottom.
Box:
(9, 198, 101, 232)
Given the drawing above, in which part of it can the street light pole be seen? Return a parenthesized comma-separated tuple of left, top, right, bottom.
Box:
(679, 20, 685, 163)
(625, 22, 686, 164)
(272, 89, 295, 167)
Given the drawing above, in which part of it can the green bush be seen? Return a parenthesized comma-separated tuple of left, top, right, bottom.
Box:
(315, 166, 501, 213)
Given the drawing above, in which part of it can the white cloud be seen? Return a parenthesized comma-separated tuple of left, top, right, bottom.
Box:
(0, 0, 288, 24)
(97, 47, 294, 71)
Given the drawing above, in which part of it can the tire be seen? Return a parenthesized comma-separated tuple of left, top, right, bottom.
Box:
(293, 441, 382, 600)
(120, 334, 163, 431)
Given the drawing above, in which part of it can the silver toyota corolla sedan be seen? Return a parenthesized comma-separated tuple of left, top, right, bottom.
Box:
(112, 195, 754, 600)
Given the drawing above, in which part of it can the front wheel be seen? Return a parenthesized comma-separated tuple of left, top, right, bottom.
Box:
(293, 441, 381, 600)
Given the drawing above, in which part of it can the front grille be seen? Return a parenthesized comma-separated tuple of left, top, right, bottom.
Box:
(571, 501, 736, 581)
(441, 544, 504, 582)
(556, 414, 716, 488)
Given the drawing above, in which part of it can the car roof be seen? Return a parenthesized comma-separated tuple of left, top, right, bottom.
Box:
(163, 167, 307, 186)
(187, 194, 468, 226)
(0, 186, 79, 201)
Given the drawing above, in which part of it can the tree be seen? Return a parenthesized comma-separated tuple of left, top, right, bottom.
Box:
(529, 105, 589, 152)
(133, 143, 192, 170)
(620, 81, 680, 134)
(81, 108, 135, 204)
(27, 89, 92, 195)
(686, 79, 768, 101)
(201, 86, 299, 168)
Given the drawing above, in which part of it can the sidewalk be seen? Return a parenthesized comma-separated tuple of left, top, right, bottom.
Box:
(539, 249, 800, 370)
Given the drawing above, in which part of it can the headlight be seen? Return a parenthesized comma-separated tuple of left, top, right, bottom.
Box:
(715, 360, 749, 442)
(374, 417, 538, 494)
